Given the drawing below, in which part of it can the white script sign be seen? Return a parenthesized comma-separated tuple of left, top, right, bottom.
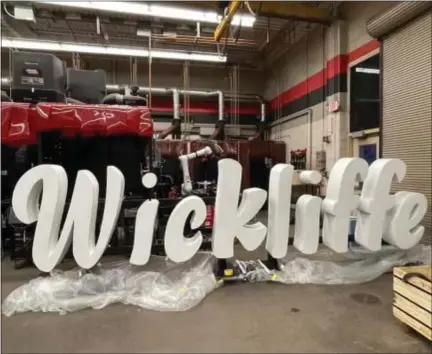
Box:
(11, 158, 428, 272)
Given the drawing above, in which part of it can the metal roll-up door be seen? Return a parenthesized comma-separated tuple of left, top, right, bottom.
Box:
(381, 11, 432, 244)
(367, 2, 432, 39)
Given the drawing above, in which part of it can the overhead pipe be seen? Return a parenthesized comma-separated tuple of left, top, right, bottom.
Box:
(159, 89, 225, 140)
(2, 79, 263, 103)
(101, 93, 147, 105)
(158, 88, 182, 140)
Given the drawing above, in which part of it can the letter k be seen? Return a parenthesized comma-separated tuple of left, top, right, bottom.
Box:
(212, 158, 267, 258)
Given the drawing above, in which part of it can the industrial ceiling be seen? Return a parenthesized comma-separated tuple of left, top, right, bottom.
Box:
(1, 1, 337, 68)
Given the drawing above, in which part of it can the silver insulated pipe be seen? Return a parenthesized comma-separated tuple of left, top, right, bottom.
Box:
(217, 91, 224, 121)
(172, 88, 180, 120)
(260, 103, 266, 122)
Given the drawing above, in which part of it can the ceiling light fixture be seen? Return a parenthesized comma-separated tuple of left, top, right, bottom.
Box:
(1, 38, 227, 63)
(35, 1, 256, 27)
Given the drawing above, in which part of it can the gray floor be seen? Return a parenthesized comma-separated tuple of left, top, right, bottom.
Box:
(1, 258, 431, 354)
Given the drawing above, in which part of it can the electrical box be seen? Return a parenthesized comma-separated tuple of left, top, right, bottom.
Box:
(11, 51, 66, 103)
(316, 150, 326, 171)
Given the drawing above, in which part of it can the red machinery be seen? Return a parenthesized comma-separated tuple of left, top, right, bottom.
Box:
(1, 102, 153, 146)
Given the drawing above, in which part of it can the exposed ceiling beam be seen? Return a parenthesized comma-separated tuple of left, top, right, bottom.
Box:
(249, 2, 333, 24)
(180, 2, 223, 10)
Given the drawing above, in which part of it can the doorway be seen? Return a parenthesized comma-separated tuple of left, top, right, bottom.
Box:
(349, 54, 380, 133)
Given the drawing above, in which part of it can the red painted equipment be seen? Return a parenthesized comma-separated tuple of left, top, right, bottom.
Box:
(204, 205, 215, 228)
(1, 102, 153, 147)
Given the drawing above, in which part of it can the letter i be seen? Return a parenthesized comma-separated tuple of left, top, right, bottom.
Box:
(293, 171, 322, 254)
(266, 164, 293, 258)
(130, 173, 159, 266)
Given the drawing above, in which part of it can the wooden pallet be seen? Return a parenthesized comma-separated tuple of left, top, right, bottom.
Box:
(393, 265, 432, 341)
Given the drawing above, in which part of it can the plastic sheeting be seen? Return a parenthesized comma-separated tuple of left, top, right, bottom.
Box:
(2, 252, 220, 316)
(274, 244, 432, 285)
(229, 244, 432, 284)
(2, 245, 431, 316)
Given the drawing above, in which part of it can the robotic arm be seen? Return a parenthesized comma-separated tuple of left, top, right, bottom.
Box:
(179, 146, 213, 195)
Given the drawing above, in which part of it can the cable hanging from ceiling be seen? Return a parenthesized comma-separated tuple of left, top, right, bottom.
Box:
(183, 60, 191, 139)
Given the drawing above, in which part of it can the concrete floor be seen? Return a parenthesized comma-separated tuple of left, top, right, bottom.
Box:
(1, 259, 431, 353)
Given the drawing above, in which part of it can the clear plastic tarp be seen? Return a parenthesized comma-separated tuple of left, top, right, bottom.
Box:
(2, 244, 431, 316)
(247, 244, 432, 284)
(2, 252, 220, 316)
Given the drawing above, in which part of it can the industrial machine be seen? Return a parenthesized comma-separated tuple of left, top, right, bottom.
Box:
(10, 51, 67, 103)
(66, 68, 106, 104)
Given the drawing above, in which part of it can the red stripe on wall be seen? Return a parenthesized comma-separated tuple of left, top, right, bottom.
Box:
(269, 40, 379, 109)
(326, 55, 349, 79)
(270, 71, 325, 111)
(348, 39, 380, 63)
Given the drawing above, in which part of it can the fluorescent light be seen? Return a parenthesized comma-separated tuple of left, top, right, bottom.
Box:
(36, 1, 255, 27)
(137, 29, 178, 38)
(1, 38, 227, 63)
(355, 67, 380, 74)
(137, 29, 152, 37)
(13, 5, 36, 22)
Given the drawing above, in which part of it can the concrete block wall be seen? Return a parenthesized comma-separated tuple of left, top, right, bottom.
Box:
(264, 1, 396, 170)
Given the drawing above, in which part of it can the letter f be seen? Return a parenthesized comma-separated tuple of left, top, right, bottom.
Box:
(212, 159, 267, 258)
(322, 158, 369, 253)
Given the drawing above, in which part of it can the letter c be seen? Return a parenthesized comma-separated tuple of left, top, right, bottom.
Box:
(164, 195, 206, 263)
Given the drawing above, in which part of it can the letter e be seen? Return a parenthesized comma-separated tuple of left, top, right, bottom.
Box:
(383, 191, 428, 249)
(355, 159, 406, 251)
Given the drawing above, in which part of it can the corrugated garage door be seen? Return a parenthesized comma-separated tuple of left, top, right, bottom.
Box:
(381, 11, 432, 244)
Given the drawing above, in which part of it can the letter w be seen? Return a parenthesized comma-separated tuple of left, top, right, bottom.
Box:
(12, 165, 124, 272)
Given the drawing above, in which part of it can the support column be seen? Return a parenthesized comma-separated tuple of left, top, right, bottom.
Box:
(323, 20, 349, 170)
